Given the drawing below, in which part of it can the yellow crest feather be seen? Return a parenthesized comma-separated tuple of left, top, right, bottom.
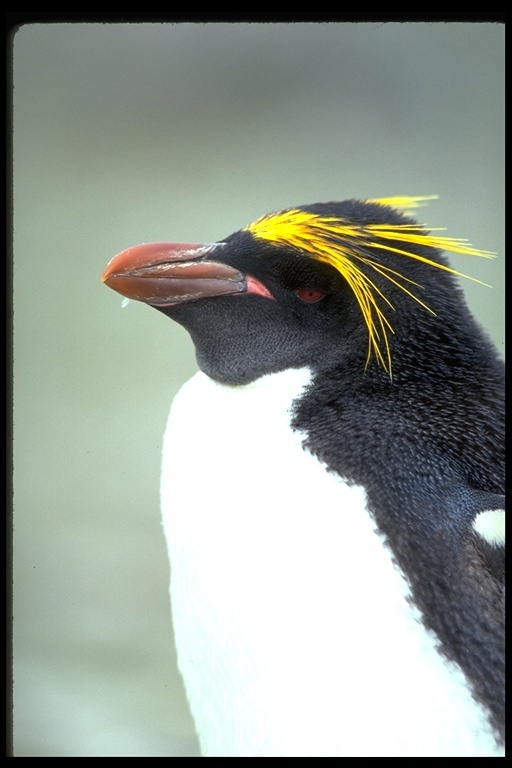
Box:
(245, 196, 494, 377)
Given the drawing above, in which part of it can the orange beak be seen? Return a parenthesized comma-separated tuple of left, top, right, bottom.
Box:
(101, 241, 246, 306)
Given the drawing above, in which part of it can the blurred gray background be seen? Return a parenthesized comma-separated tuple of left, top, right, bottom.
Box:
(12, 23, 504, 757)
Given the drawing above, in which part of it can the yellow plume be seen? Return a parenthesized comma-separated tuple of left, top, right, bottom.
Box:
(245, 197, 494, 377)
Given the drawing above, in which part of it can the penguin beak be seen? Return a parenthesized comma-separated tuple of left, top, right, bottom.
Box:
(101, 241, 246, 306)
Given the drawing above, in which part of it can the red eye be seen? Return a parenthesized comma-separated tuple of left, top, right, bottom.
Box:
(295, 289, 326, 303)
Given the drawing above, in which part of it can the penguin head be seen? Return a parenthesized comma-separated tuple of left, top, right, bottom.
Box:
(102, 197, 495, 385)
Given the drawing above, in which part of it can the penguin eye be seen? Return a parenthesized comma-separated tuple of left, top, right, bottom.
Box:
(294, 288, 326, 303)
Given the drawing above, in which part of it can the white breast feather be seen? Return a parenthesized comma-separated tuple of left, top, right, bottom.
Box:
(160, 368, 502, 757)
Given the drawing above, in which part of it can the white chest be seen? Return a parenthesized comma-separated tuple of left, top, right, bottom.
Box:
(160, 369, 501, 757)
